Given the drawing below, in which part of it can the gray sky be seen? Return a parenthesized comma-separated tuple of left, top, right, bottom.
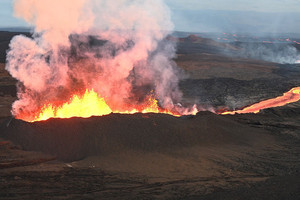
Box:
(165, 0, 300, 13)
(0, 0, 27, 27)
(1, 0, 300, 33)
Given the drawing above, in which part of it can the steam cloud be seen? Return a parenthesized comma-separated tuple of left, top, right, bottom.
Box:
(6, 0, 189, 118)
(235, 43, 300, 64)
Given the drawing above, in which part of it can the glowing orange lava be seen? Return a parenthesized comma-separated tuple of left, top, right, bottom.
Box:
(222, 87, 300, 115)
(19, 89, 180, 122)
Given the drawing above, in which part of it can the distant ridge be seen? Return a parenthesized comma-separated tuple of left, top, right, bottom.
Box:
(0, 27, 31, 32)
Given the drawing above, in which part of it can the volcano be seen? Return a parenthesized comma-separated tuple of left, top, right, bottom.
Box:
(1, 32, 300, 199)
(0, 0, 300, 199)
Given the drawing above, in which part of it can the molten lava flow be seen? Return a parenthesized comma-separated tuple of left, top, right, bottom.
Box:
(222, 87, 300, 115)
(25, 89, 112, 122)
(19, 89, 180, 122)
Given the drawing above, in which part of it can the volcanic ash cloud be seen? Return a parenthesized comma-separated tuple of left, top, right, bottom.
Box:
(6, 0, 191, 120)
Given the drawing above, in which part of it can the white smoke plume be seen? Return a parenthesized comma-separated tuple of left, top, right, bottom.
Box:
(235, 43, 300, 64)
(6, 0, 190, 119)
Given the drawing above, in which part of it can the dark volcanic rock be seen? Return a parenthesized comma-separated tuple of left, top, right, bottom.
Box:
(0, 136, 55, 169)
(176, 35, 238, 55)
(180, 78, 300, 109)
(190, 174, 300, 200)
(0, 112, 271, 161)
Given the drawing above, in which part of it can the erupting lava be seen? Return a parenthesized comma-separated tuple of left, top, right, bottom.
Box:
(18, 89, 180, 122)
(7, 0, 189, 122)
(222, 87, 300, 115)
(7, 0, 300, 123)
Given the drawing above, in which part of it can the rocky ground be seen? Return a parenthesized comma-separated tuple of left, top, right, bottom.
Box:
(0, 32, 299, 199)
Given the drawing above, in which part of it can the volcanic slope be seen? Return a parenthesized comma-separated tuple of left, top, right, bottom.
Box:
(0, 32, 300, 199)
(0, 112, 286, 194)
(0, 110, 299, 199)
(1, 112, 272, 161)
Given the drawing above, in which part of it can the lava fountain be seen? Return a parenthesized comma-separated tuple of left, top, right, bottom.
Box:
(20, 89, 182, 122)
(6, 0, 197, 122)
(221, 87, 300, 115)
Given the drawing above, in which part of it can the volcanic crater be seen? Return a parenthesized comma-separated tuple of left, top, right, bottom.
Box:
(0, 32, 300, 199)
